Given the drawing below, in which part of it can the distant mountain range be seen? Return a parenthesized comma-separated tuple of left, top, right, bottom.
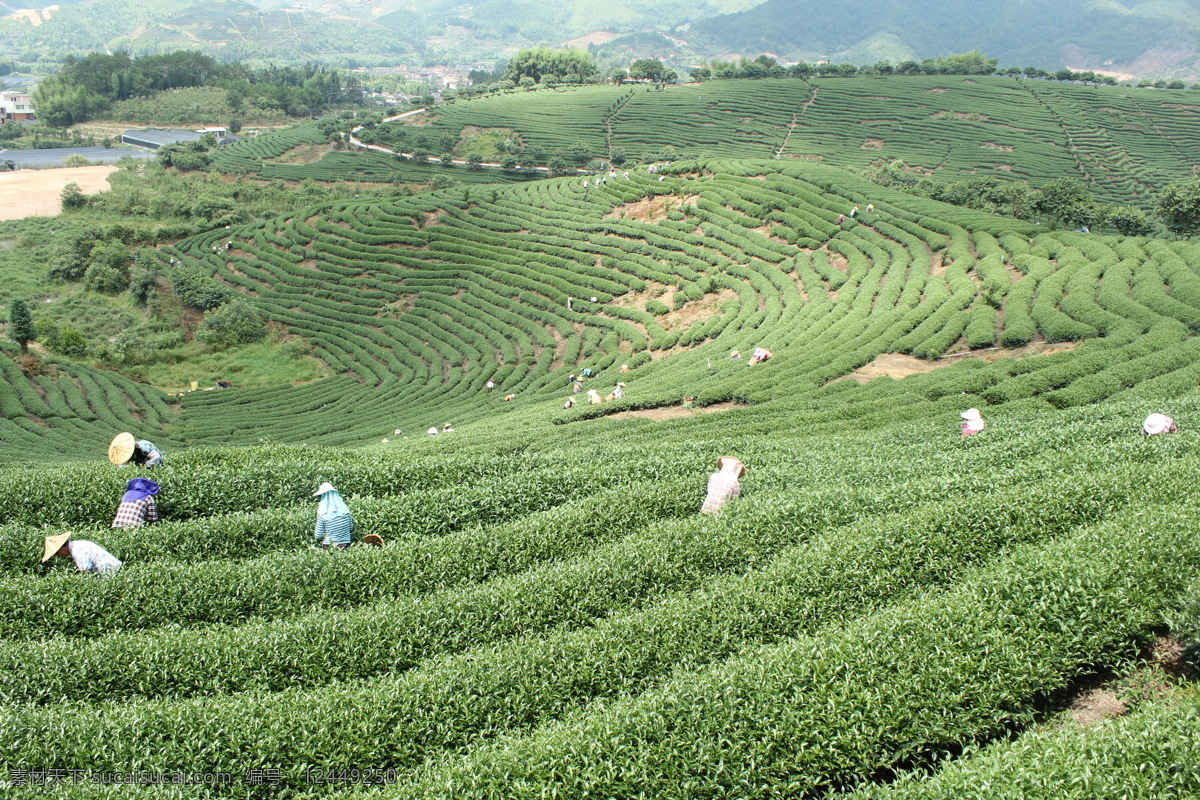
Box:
(688, 0, 1200, 79)
(1, 0, 1200, 78)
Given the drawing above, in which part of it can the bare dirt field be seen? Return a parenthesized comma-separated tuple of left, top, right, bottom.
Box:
(0, 166, 118, 220)
(605, 400, 748, 421)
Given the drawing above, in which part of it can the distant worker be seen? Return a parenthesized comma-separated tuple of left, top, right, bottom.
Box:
(748, 347, 773, 366)
(961, 408, 985, 437)
(1142, 413, 1177, 436)
(112, 478, 160, 529)
(42, 532, 121, 576)
(849, 206, 858, 219)
(427, 426, 439, 435)
(612, 382, 626, 400)
(836, 214, 845, 226)
(313, 482, 354, 550)
(442, 422, 455, 433)
(701, 456, 745, 516)
(682, 396, 695, 409)
(620, 364, 630, 374)
(485, 379, 495, 391)
(866, 203, 874, 213)
(587, 388, 602, 405)
(108, 432, 164, 469)
(563, 397, 576, 409)
(730, 350, 741, 360)
(504, 394, 515, 402)
(581, 367, 595, 378)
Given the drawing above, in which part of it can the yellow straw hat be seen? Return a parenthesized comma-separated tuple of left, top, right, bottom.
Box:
(42, 532, 70, 563)
(108, 432, 136, 465)
(359, 533, 384, 547)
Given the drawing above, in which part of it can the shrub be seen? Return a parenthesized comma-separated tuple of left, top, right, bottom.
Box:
(196, 299, 266, 348)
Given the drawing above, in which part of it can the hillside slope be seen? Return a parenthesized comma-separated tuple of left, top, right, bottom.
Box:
(691, 0, 1200, 78)
(346, 77, 1200, 208)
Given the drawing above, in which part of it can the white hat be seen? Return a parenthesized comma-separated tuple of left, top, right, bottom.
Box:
(960, 408, 982, 422)
(313, 482, 336, 496)
(1143, 413, 1174, 435)
(428, 427, 439, 435)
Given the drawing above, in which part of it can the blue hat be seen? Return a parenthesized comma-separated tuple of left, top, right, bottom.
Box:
(122, 478, 160, 503)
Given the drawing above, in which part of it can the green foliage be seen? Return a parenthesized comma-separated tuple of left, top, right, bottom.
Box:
(7, 298, 34, 352)
(504, 48, 599, 85)
(1157, 179, 1200, 238)
(169, 265, 228, 311)
(196, 299, 266, 348)
(59, 182, 87, 211)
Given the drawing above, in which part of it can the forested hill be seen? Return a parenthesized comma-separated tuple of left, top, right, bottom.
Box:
(691, 0, 1200, 78)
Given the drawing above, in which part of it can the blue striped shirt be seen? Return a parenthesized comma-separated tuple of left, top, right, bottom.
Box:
(315, 514, 354, 547)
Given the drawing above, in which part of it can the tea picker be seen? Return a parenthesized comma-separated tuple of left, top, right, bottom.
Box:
(701, 456, 745, 516)
(108, 432, 164, 468)
(112, 478, 161, 528)
(41, 532, 122, 576)
(1143, 413, 1177, 436)
(313, 482, 354, 549)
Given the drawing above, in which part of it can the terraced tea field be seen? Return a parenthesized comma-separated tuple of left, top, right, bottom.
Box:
(2, 151, 1199, 796)
(298, 76, 1200, 207)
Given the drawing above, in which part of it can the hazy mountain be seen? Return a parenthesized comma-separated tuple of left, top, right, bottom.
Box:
(689, 0, 1200, 78)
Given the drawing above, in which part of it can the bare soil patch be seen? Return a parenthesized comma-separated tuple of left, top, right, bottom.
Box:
(929, 87, 947, 93)
(0, 166, 118, 221)
(660, 288, 737, 332)
(862, 138, 884, 149)
(982, 141, 1014, 152)
(562, 30, 619, 47)
(270, 143, 333, 165)
(606, 194, 699, 223)
(995, 164, 1014, 172)
(605, 400, 748, 421)
(1068, 685, 1126, 727)
(838, 341, 1082, 384)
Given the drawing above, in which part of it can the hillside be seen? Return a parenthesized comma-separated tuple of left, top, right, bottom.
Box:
(0, 0, 766, 64)
(262, 77, 1200, 208)
(0, 158, 1200, 795)
(691, 0, 1200, 79)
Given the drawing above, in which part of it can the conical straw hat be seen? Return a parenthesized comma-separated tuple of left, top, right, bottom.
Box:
(42, 532, 70, 563)
(108, 432, 136, 464)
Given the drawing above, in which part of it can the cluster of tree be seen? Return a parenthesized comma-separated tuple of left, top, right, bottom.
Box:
(34, 50, 364, 127)
(860, 160, 1158, 236)
(501, 49, 600, 87)
(609, 59, 679, 85)
(681, 51, 1199, 88)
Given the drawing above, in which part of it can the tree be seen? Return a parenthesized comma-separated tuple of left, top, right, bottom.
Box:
(1034, 177, 1094, 228)
(196, 299, 265, 348)
(629, 59, 668, 83)
(1106, 206, 1154, 237)
(1156, 180, 1200, 238)
(504, 49, 597, 85)
(8, 298, 34, 353)
(60, 182, 87, 210)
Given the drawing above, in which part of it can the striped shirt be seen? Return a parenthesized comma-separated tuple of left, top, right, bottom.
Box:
(315, 514, 354, 547)
(701, 472, 740, 515)
(112, 496, 159, 528)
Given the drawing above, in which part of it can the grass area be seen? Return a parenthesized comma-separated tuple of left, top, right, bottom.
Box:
(122, 337, 327, 393)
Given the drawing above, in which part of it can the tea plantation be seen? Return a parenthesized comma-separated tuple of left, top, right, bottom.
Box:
(2, 140, 1200, 795)
(236, 77, 1200, 208)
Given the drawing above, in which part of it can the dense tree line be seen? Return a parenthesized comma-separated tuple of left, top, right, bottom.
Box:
(34, 50, 364, 127)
